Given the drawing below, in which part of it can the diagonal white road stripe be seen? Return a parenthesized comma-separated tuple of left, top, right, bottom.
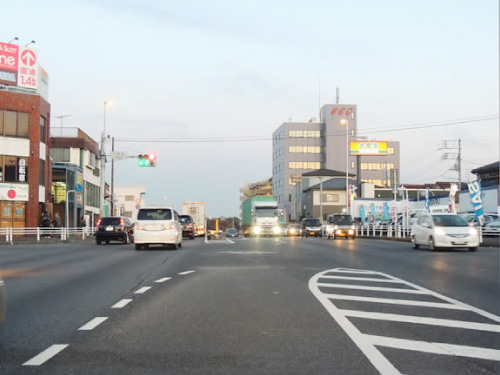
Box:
(112, 299, 132, 309)
(319, 275, 403, 283)
(23, 344, 69, 366)
(78, 317, 108, 331)
(316, 283, 427, 294)
(134, 286, 151, 294)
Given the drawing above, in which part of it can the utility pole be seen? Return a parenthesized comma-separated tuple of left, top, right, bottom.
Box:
(111, 136, 115, 216)
(439, 139, 462, 203)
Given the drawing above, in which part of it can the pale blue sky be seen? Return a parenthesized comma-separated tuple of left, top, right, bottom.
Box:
(3, 0, 498, 216)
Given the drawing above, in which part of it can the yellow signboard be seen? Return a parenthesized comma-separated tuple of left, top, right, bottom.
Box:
(350, 141, 388, 156)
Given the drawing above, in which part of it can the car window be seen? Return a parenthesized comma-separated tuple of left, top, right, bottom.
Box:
(100, 217, 121, 225)
(137, 209, 172, 221)
(328, 215, 354, 225)
(304, 219, 321, 226)
(179, 216, 192, 223)
(432, 215, 468, 227)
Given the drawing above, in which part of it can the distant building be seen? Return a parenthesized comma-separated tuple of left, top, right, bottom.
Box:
(113, 185, 146, 221)
(272, 104, 400, 221)
(49, 127, 102, 226)
(459, 161, 499, 214)
(239, 178, 273, 220)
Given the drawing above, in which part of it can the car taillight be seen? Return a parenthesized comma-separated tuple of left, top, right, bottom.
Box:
(97, 219, 102, 226)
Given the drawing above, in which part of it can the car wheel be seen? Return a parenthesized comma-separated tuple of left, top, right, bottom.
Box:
(172, 243, 179, 250)
(96, 238, 102, 245)
(190, 235, 195, 240)
(105, 240, 110, 245)
(135, 244, 142, 250)
(469, 247, 477, 252)
(428, 237, 436, 251)
(123, 235, 128, 244)
(411, 235, 419, 249)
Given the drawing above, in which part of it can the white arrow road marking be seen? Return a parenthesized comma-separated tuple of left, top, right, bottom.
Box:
(134, 286, 152, 294)
(78, 317, 108, 331)
(112, 299, 132, 309)
(309, 268, 500, 375)
(23, 344, 69, 366)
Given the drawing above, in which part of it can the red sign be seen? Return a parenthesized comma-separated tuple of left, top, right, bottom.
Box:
(0, 43, 19, 71)
(7, 190, 16, 199)
(330, 107, 354, 116)
(20, 49, 36, 66)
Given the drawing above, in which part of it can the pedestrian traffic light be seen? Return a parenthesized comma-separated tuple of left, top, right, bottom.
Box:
(137, 153, 157, 167)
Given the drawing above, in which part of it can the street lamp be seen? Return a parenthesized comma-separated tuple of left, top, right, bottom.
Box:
(100, 100, 113, 218)
(341, 118, 349, 213)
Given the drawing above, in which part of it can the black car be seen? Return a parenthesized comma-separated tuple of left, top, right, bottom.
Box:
(225, 228, 239, 237)
(95, 216, 134, 244)
(179, 215, 196, 239)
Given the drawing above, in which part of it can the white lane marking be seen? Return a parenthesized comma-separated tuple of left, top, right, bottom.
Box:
(155, 277, 172, 283)
(325, 294, 468, 310)
(319, 275, 402, 283)
(310, 273, 402, 375)
(204, 235, 208, 244)
(178, 270, 195, 275)
(366, 334, 500, 362)
(112, 299, 133, 309)
(316, 283, 428, 294)
(329, 269, 378, 275)
(134, 286, 152, 294)
(224, 237, 235, 244)
(275, 241, 286, 244)
(23, 344, 69, 366)
(341, 310, 500, 333)
(78, 317, 108, 331)
(217, 251, 277, 255)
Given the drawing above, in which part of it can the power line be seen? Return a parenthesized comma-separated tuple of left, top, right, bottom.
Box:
(114, 115, 499, 144)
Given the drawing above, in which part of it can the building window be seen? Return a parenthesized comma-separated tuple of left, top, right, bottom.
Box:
(88, 152, 97, 168)
(289, 161, 323, 169)
(289, 130, 322, 138)
(388, 147, 394, 155)
(322, 194, 339, 202)
(125, 195, 134, 201)
(0, 111, 30, 138)
(39, 159, 45, 185)
(40, 116, 46, 143)
(351, 161, 355, 169)
(50, 148, 71, 163)
(0, 155, 29, 183)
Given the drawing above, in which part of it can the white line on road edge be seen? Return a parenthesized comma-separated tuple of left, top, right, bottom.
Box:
(324, 294, 468, 310)
(178, 270, 195, 275)
(366, 334, 500, 362)
(340, 310, 500, 333)
(155, 277, 172, 283)
(316, 283, 428, 294)
(112, 299, 133, 309)
(78, 317, 108, 331)
(134, 286, 152, 294)
(23, 344, 69, 366)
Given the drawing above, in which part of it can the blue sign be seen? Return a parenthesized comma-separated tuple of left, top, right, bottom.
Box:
(425, 189, 430, 213)
(360, 205, 366, 221)
(383, 203, 390, 220)
(468, 181, 484, 226)
(75, 184, 82, 192)
(371, 203, 376, 220)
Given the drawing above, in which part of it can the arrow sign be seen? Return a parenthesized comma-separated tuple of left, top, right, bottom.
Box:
(75, 184, 83, 192)
(21, 50, 36, 66)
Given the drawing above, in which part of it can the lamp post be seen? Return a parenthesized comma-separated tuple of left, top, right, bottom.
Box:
(100, 100, 113, 219)
(341, 118, 349, 213)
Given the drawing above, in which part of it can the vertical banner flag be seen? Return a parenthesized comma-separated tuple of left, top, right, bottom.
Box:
(371, 203, 376, 221)
(425, 189, 430, 213)
(360, 205, 366, 222)
(468, 181, 484, 226)
(384, 202, 390, 220)
(449, 184, 458, 214)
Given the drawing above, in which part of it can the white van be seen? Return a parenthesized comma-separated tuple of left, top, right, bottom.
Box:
(134, 207, 183, 250)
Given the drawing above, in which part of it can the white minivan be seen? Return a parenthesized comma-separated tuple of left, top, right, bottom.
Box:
(134, 207, 183, 250)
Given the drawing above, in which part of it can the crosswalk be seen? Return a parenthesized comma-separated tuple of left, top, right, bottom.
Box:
(309, 268, 500, 375)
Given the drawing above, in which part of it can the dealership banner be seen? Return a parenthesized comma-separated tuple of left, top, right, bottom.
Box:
(383, 202, 390, 220)
(425, 189, 430, 212)
(359, 205, 366, 221)
(468, 181, 484, 226)
(350, 141, 388, 156)
(0, 183, 29, 201)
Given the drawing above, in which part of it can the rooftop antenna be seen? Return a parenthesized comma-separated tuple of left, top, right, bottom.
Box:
(25, 40, 35, 47)
(318, 75, 321, 122)
(54, 114, 72, 137)
(8, 37, 18, 44)
(336, 87, 340, 104)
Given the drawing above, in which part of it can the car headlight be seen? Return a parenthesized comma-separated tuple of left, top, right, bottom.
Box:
(434, 228, 446, 235)
(469, 228, 478, 235)
(273, 226, 281, 234)
(290, 229, 295, 234)
(336, 230, 341, 235)
(253, 226, 262, 234)
(348, 230, 354, 235)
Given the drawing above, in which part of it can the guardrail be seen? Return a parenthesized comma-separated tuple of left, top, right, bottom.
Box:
(0, 227, 96, 244)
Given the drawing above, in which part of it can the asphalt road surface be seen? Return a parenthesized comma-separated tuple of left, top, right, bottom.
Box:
(0, 236, 499, 375)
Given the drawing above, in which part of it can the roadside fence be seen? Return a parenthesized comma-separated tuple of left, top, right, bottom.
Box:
(0, 227, 96, 245)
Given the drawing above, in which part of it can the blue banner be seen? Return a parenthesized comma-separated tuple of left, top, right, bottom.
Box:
(425, 189, 430, 213)
(371, 203, 376, 220)
(468, 181, 484, 226)
(383, 203, 390, 220)
(360, 205, 366, 222)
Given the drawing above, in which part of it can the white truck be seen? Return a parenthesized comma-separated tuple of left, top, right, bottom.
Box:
(242, 197, 282, 237)
(181, 201, 206, 237)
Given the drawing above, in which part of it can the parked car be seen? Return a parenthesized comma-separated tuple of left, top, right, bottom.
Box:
(0, 278, 5, 326)
(301, 218, 322, 237)
(179, 215, 196, 239)
(411, 213, 479, 251)
(325, 214, 356, 240)
(225, 228, 239, 237)
(460, 213, 498, 227)
(286, 224, 302, 237)
(134, 207, 183, 250)
(484, 218, 500, 236)
(95, 216, 134, 244)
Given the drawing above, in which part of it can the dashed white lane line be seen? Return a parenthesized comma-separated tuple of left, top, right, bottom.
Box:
(112, 299, 133, 309)
(178, 270, 195, 275)
(155, 277, 172, 283)
(341, 310, 500, 333)
(23, 344, 69, 366)
(366, 334, 500, 361)
(78, 317, 108, 331)
(134, 286, 152, 294)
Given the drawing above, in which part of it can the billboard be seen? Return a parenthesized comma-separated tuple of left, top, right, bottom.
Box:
(0, 42, 38, 89)
(350, 141, 388, 156)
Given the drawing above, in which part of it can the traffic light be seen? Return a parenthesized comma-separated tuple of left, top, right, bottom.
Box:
(138, 153, 157, 167)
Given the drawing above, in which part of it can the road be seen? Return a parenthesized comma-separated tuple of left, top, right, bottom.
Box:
(0, 237, 499, 375)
